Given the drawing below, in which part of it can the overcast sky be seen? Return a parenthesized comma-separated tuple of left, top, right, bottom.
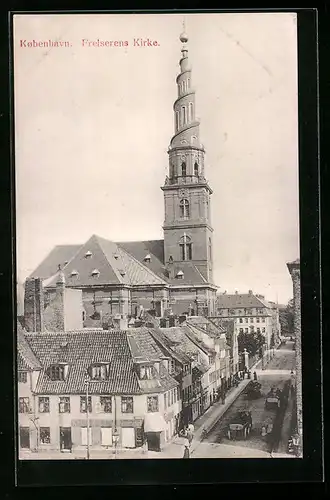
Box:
(14, 12, 299, 304)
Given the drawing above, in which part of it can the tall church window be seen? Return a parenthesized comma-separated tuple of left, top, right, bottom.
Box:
(179, 235, 192, 261)
(187, 78, 190, 89)
(179, 199, 190, 219)
(189, 102, 194, 122)
(194, 162, 199, 177)
(181, 162, 186, 177)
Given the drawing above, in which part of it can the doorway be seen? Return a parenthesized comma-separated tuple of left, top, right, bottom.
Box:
(121, 427, 135, 448)
(60, 427, 72, 451)
(146, 432, 161, 452)
(19, 427, 30, 449)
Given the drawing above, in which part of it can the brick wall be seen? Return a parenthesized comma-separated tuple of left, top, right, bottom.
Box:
(24, 278, 44, 332)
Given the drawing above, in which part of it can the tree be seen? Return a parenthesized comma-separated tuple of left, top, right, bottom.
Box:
(237, 331, 265, 357)
(279, 298, 294, 336)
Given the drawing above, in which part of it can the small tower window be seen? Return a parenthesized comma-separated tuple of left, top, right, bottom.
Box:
(209, 238, 212, 268)
(176, 270, 184, 279)
(179, 199, 190, 219)
(179, 235, 192, 261)
(189, 102, 194, 122)
(194, 162, 199, 177)
(187, 78, 190, 89)
(85, 251, 92, 258)
(181, 162, 186, 177)
(181, 106, 187, 126)
(91, 269, 100, 277)
(175, 111, 179, 131)
(170, 164, 175, 178)
(70, 270, 78, 277)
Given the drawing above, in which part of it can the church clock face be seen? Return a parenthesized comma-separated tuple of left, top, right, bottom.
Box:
(179, 189, 188, 198)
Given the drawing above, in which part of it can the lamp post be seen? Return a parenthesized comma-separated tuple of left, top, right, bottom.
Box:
(84, 376, 90, 460)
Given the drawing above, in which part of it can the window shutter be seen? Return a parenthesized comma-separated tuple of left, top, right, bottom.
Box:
(101, 427, 112, 446)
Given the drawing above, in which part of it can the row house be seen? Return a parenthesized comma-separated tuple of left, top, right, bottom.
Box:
(17, 324, 181, 456)
(216, 290, 281, 350)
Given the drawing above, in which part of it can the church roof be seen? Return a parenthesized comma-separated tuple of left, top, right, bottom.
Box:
(29, 244, 82, 280)
(42, 235, 168, 288)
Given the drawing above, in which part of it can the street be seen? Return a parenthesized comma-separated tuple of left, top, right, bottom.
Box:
(192, 342, 295, 458)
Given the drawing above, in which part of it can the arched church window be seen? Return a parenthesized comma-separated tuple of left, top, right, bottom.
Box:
(179, 235, 192, 261)
(187, 78, 190, 89)
(194, 162, 199, 177)
(179, 199, 190, 219)
(189, 102, 194, 122)
(182, 81, 186, 93)
(181, 162, 186, 177)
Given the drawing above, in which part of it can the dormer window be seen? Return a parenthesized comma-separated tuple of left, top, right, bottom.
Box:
(114, 254, 119, 260)
(47, 363, 68, 381)
(176, 270, 184, 279)
(91, 269, 100, 277)
(139, 365, 153, 380)
(70, 270, 79, 277)
(89, 363, 109, 380)
(119, 269, 126, 277)
(144, 254, 151, 263)
(85, 251, 92, 258)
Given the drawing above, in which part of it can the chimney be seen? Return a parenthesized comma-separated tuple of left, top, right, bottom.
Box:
(248, 290, 253, 295)
(53, 266, 66, 331)
(235, 290, 238, 295)
(24, 277, 44, 332)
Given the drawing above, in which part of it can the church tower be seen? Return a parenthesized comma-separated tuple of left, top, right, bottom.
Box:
(162, 30, 214, 287)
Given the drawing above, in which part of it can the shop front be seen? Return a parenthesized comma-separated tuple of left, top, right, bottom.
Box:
(144, 413, 167, 452)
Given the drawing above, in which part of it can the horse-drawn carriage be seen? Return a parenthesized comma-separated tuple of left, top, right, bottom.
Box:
(246, 381, 262, 400)
(227, 410, 252, 440)
(265, 387, 281, 410)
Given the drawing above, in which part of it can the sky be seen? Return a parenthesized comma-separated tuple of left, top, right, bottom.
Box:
(13, 13, 299, 304)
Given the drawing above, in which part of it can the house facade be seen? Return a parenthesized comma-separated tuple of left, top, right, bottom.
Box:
(17, 327, 181, 455)
(216, 290, 281, 353)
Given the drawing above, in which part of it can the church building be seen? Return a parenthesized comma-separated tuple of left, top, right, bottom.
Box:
(25, 31, 218, 328)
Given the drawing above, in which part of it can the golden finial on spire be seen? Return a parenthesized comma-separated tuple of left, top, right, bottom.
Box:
(180, 16, 188, 43)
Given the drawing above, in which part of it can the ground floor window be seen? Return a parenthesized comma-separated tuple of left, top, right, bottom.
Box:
(101, 427, 112, 446)
(81, 427, 92, 446)
(19, 427, 30, 448)
(40, 427, 51, 444)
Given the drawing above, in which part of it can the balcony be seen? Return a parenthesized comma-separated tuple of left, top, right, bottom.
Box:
(164, 175, 208, 186)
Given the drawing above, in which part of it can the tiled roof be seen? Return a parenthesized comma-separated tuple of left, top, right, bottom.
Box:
(183, 326, 216, 356)
(117, 240, 166, 279)
(186, 316, 226, 339)
(29, 245, 81, 279)
(17, 323, 42, 370)
(216, 293, 272, 309)
(25, 330, 141, 395)
(158, 326, 211, 360)
(167, 262, 210, 286)
(22, 328, 177, 395)
(147, 328, 191, 364)
(44, 235, 168, 289)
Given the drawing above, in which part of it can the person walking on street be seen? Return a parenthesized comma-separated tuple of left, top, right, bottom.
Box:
(221, 391, 226, 405)
(182, 438, 190, 458)
(253, 371, 257, 381)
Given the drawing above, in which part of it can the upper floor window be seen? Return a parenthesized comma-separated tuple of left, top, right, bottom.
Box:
(140, 365, 153, 380)
(80, 396, 92, 413)
(179, 235, 192, 261)
(18, 371, 27, 383)
(89, 363, 109, 381)
(19, 397, 30, 413)
(121, 396, 133, 413)
(181, 162, 186, 177)
(181, 106, 187, 125)
(175, 111, 179, 131)
(59, 397, 70, 413)
(147, 396, 159, 413)
(38, 397, 50, 413)
(194, 162, 199, 176)
(239, 318, 243, 323)
(100, 396, 112, 413)
(179, 199, 190, 219)
(47, 364, 66, 381)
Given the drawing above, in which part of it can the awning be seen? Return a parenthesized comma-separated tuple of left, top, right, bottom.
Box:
(144, 412, 167, 433)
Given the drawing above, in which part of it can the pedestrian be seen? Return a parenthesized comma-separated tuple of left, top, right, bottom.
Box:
(183, 442, 190, 459)
(248, 370, 251, 379)
(253, 371, 257, 381)
(221, 391, 226, 404)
